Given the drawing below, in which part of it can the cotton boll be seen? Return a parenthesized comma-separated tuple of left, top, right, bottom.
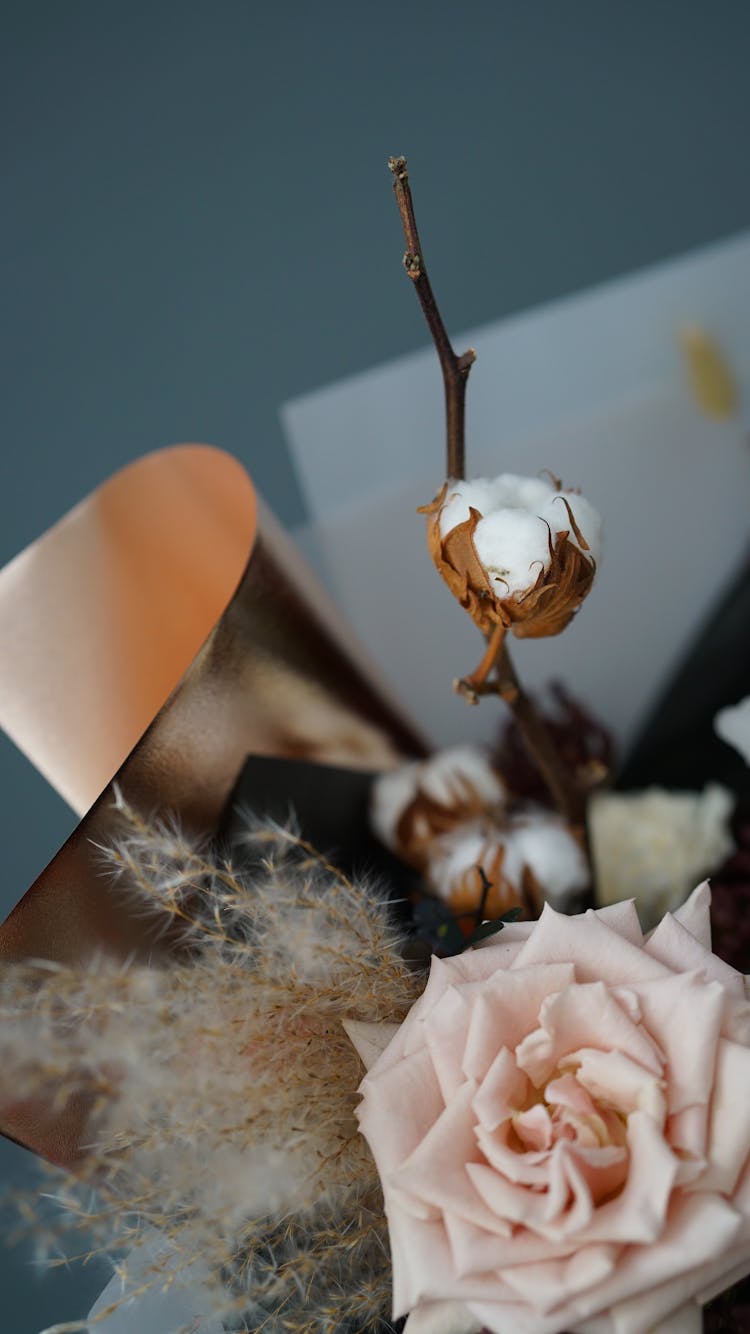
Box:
(503, 814, 590, 910)
(504, 474, 559, 512)
(418, 745, 506, 809)
(540, 489, 603, 563)
(438, 478, 504, 535)
(370, 746, 506, 864)
(424, 472, 601, 672)
(427, 822, 499, 904)
(370, 761, 423, 851)
(426, 820, 523, 923)
(472, 508, 552, 596)
(426, 811, 589, 922)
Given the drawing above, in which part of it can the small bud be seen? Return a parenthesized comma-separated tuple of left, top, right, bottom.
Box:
(420, 473, 601, 660)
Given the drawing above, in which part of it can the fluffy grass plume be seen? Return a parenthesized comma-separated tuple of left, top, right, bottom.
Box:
(0, 792, 423, 1332)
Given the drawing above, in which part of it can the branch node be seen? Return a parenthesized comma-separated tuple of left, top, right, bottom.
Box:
(453, 677, 481, 705)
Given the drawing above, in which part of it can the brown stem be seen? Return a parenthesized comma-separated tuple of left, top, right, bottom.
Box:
(496, 643, 586, 827)
(388, 155, 476, 480)
(454, 622, 507, 703)
(388, 157, 585, 834)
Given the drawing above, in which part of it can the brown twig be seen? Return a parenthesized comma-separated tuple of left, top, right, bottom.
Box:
(454, 623, 507, 703)
(390, 155, 586, 832)
(495, 643, 587, 827)
(388, 156, 476, 480)
(454, 637, 584, 825)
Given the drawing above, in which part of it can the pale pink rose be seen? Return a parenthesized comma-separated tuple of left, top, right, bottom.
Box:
(346, 885, 750, 1334)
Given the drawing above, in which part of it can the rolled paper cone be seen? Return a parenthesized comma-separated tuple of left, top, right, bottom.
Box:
(0, 444, 425, 1162)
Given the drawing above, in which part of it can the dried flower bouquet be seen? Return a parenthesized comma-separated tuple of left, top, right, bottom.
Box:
(1, 158, 749, 1334)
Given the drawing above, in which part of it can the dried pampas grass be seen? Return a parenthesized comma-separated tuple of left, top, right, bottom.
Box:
(0, 792, 423, 1332)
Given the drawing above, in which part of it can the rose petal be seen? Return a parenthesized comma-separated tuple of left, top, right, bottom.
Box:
(473, 1121, 559, 1189)
(515, 984, 663, 1087)
(447, 943, 517, 984)
(695, 1246, 750, 1304)
(466, 1301, 562, 1334)
(445, 1211, 595, 1279)
(462, 963, 576, 1082)
(645, 912, 745, 995)
(422, 985, 476, 1102)
(366, 957, 453, 1077)
(359, 1046, 444, 1177)
(380, 952, 506, 1079)
(512, 904, 669, 986)
(593, 900, 645, 947)
(672, 881, 712, 949)
(571, 1111, 678, 1245)
(568, 1193, 741, 1330)
(397, 1081, 513, 1237)
(442, 1212, 512, 1277)
(607, 1247, 750, 1334)
(576, 1307, 703, 1334)
(478, 920, 536, 945)
(468, 1140, 595, 1239)
(667, 1105, 709, 1181)
(499, 1244, 617, 1314)
(628, 970, 724, 1117)
(570, 1048, 666, 1124)
(610, 1283, 709, 1334)
(514, 1102, 554, 1150)
(722, 989, 750, 1043)
(471, 1045, 529, 1132)
(388, 1207, 518, 1316)
(471, 1193, 740, 1334)
(403, 1300, 482, 1334)
(568, 1144, 630, 1208)
(691, 1037, 750, 1195)
(468, 1147, 570, 1231)
(342, 1019, 400, 1071)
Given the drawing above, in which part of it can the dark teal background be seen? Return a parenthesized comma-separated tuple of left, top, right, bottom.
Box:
(2, 2, 750, 1329)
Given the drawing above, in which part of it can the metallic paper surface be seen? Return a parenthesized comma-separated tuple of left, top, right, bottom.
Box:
(0, 445, 424, 1161)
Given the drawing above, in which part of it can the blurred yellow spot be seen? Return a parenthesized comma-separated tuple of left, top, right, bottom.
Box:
(680, 325, 738, 419)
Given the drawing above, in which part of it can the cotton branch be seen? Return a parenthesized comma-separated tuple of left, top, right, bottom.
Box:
(495, 646, 588, 827)
(390, 154, 589, 834)
(388, 156, 475, 480)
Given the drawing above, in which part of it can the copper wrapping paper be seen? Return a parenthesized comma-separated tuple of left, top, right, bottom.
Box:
(0, 444, 425, 1161)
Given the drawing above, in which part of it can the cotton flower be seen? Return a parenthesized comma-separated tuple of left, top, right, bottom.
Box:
(420, 475, 601, 691)
(347, 884, 750, 1334)
(426, 813, 589, 922)
(371, 745, 506, 869)
(588, 785, 734, 928)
